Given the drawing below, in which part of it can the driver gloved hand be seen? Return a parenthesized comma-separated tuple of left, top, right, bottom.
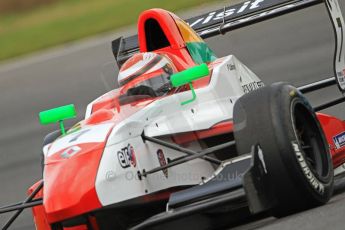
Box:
(127, 85, 157, 97)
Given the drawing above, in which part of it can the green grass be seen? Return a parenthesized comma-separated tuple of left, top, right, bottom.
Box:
(0, 0, 219, 61)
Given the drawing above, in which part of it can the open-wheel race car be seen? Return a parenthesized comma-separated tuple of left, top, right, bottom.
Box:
(1, 0, 345, 229)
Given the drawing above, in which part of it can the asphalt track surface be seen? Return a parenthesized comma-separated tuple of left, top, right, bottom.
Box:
(0, 1, 345, 229)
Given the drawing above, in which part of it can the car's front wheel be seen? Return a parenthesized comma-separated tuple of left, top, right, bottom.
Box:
(233, 83, 334, 216)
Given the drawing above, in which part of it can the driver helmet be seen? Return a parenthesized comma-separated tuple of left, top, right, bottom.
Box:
(118, 52, 177, 97)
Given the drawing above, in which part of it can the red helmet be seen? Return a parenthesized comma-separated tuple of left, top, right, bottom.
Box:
(118, 52, 177, 97)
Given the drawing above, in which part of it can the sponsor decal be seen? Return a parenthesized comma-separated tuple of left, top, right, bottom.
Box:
(61, 146, 81, 159)
(188, 1, 309, 40)
(188, 0, 266, 29)
(333, 132, 345, 149)
(157, 149, 168, 178)
(117, 144, 137, 168)
(226, 64, 236, 71)
(291, 141, 324, 194)
(242, 81, 264, 93)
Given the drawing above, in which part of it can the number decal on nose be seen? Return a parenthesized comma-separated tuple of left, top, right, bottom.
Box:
(69, 129, 91, 143)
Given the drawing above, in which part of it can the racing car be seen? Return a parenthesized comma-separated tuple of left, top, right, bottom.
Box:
(1, 0, 345, 229)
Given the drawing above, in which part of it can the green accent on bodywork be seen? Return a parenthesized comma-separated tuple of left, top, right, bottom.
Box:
(186, 42, 217, 65)
(170, 64, 210, 105)
(39, 104, 77, 134)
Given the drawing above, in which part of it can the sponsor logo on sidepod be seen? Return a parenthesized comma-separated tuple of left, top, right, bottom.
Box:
(157, 149, 168, 178)
(292, 141, 324, 194)
(242, 81, 264, 93)
(117, 144, 137, 168)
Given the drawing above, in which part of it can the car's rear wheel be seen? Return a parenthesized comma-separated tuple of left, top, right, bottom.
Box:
(233, 83, 333, 216)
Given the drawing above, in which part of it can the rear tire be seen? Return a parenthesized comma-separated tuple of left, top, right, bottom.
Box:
(233, 83, 333, 216)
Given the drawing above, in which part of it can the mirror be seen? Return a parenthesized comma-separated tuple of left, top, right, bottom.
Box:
(170, 63, 210, 105)
(39, 104, 77, 134)
(170, 63, 210, 87)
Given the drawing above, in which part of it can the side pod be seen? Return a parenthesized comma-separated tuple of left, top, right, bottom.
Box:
(130, 145, 274, 230)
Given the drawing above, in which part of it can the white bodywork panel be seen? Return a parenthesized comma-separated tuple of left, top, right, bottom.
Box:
(96, 137, 215, 206)
(142, 55, 263, 137)
(47, 55, 263, 206)
(47, 123, 114, 157)
(93, 55, 264, 205)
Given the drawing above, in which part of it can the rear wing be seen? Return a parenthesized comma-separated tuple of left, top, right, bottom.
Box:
(112, 0, 345, 92)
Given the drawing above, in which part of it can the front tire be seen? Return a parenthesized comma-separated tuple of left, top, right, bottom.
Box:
(233, 83, 333, 216)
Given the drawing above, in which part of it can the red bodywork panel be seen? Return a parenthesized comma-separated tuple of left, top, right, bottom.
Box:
(138, 8, 195, 68)
(317, 113, 345, 168)
(28, 181, 50, 230)
(43, 142, 105, 223)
